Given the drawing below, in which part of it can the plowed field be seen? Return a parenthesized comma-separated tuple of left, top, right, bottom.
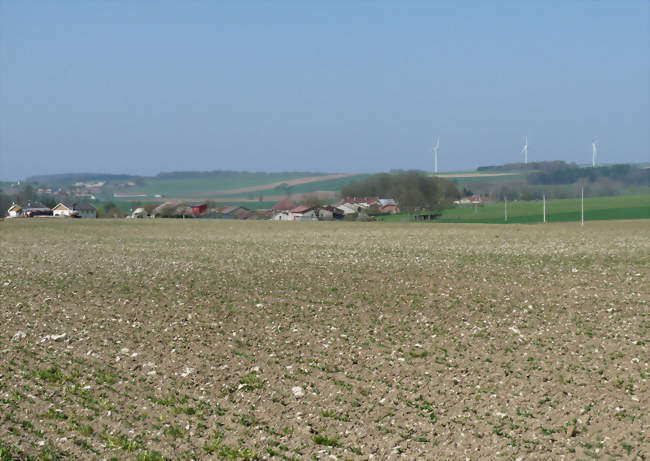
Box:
(1, 220, 647, 459)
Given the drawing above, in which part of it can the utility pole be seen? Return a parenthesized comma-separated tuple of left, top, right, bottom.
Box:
(543, 194, 546, 224)
(581, 188, 584, 227)
(504, 197, 508, 222)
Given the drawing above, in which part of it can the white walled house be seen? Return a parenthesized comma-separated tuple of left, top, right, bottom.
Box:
(7, 203, 22, 217)
(53, 202, 75, 217)
(288, 206, 317, 221)
(52, 201, 97, 218)
(272, 211, 291, 221)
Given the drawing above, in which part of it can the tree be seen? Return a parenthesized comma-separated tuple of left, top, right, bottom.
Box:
(143, 203, 158, 215)
(301, 193, 323, 210)
(98, 202, 125, 218)
(17, 185, 35, 204)
(366, 203, 382, 216)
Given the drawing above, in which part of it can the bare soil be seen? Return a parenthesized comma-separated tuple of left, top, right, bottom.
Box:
(0, 220, 647, 459)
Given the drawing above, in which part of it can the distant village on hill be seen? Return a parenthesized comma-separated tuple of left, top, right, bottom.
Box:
(7, 196, 402, 222)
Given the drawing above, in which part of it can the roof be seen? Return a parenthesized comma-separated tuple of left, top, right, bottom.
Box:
(220, 206, 242, 215)
(54, 202, 73, 210)
(8, 203, 22, 211)
(272, 198, 297, 211)
(73, 202, 96, 211)
(289, 205, 313, 213)
(23, 201, 49, 210)
(234, 209, 255, 219)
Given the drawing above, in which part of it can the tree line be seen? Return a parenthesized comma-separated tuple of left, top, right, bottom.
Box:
(340, 171, 460, 213)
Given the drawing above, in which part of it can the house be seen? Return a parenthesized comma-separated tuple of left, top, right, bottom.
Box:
(380, 204, 400, 214)
(7, 203, 22, 217)
(73, 202, 97, 219)
(272, 198, 298, 212)
(453, 195, 494, 205)
(272, 211, 289, 220)
(53, 202, 76, 217)
(191, 203, 207, 216)
(288, 206, 317, 221)
(338, 197, 381, 208)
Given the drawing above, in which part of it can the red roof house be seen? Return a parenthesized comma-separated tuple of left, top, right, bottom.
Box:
(272, 198, 298, 211)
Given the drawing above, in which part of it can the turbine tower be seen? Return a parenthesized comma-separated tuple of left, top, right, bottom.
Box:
(592, 140, 598, 167)
(521, 136, 528, 164)
(434, 136, 440, 173)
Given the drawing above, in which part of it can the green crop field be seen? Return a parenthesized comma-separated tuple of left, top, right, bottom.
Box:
(133, 172, 319, 195)
(105, 173, 374, 206)
(435, 172, 530, 186)
(381, 194, 650, 223)
(203, 174, 372, 199)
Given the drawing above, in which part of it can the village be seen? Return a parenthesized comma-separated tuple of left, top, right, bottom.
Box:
(6, 197, 403, 221)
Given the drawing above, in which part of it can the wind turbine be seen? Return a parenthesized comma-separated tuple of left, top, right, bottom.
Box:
(434, 136, 440, 173)
(592, 139, 598, 167)
(521, 136, 528, 164)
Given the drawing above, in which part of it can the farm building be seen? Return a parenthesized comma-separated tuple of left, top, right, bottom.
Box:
(318, 205, 345, 220)
(191, 204, 207, 216)
(273, 206, 319, 221)
(289, 206, 317, 221)
(336, 203, 360, 215)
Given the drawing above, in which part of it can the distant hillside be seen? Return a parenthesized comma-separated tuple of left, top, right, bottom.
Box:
(477, 160, 569, 172)
(155, 170, 327, 179)
(18, 170, 370, 205)
(25, 173, 141, 185)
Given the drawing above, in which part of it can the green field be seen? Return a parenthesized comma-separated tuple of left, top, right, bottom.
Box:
(104, 173, 374, 206)
(131, 172, 319, 195)
(380, 194, 650, 223)
(195, 174, 372, 199)
(434, 172, 530, 186)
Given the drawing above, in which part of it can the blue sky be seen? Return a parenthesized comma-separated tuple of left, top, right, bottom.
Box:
(1, 1, 648, 179)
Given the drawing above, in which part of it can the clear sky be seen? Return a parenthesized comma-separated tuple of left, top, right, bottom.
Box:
(1, 1, 648, 180)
